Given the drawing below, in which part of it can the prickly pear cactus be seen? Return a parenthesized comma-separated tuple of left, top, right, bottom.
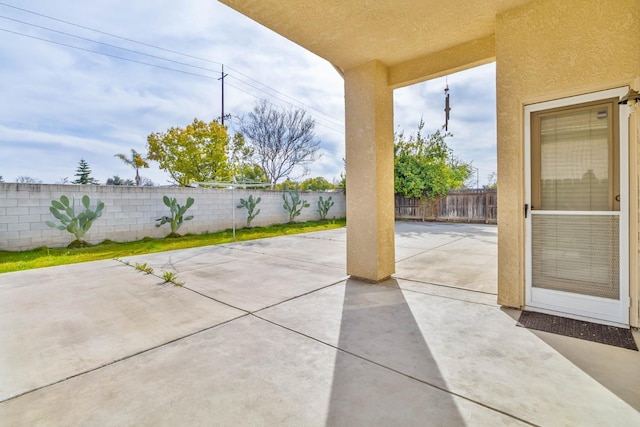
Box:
(237, 194, 261, 227)
(282, 189, 310, 223)
(317, 195, 334, 220)
(155, 196, 195, 237)
(45, 195, 105, 247)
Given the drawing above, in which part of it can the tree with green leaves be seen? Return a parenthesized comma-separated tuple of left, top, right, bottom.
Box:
(115, 149, 149, 186)
(147, 118, 249, 186)
(275, 178, 301, 191)
(394, 120, 470, 199)
(73, 158, 99, 185)
(301, 176, 334, 191)
(235, 164, 268, 184)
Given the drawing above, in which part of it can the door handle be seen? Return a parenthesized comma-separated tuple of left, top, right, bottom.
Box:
(615, 195, 620, 202)
(524, 203, 528, 218)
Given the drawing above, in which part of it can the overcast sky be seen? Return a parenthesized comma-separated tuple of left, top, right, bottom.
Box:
(0, 0, 496, 187)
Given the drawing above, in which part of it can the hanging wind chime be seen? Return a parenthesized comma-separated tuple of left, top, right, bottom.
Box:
(444, 80, 451, 131)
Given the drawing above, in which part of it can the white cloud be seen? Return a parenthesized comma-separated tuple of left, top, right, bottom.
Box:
(394, 62, 497, 184)
(0, 1, 495, 186)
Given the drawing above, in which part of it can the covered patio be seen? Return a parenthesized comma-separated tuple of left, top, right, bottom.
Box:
(1, 223, 638, 425)
(219, 0, 640, 328)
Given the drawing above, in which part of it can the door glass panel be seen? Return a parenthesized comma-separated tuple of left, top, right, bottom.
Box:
(539, 106, 610, 211)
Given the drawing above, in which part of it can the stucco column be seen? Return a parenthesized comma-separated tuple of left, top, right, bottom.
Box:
(344, 60, 395, 281)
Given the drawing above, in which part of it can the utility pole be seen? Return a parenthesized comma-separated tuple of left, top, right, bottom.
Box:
(218, 65, 228, 125)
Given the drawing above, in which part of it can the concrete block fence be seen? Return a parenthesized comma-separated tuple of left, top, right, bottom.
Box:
(0, 183, 345, 251)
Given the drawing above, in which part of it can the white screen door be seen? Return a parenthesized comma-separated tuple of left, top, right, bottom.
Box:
(525, 88, 630, 326)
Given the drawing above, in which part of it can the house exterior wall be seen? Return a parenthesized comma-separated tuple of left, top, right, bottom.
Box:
(495, 0, 640, 325)
(0, 184, 345, 251)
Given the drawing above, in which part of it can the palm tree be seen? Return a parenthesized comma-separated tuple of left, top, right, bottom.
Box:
(115, 149, 149, 186)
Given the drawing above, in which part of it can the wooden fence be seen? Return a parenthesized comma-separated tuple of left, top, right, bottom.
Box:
(395, 189, 497, 224)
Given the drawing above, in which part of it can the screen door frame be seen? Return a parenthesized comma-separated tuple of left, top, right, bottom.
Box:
(524, 87, 630, 326)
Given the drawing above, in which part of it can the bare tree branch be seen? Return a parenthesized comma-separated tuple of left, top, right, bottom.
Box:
(240, 100, 321, 188)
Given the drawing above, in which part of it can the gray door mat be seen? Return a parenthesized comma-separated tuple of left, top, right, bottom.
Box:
(517, 311, 638, 351)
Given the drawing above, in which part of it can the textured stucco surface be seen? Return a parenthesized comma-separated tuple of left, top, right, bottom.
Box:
(219, 0, 530, 71)
(495, 0, 640, 317)
(389, 35, 496, 89)
(344, 61, 395, 281)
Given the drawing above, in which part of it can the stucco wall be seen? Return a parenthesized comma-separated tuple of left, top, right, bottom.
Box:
(495, 0, 640, 321)
(344, 60, 396, 281)
(0, 184, 345, 251)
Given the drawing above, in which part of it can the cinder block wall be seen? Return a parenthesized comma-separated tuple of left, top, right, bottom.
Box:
(0, 183, 345, 251)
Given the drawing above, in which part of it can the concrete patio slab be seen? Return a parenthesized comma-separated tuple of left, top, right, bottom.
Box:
(221, 233, 347, 269)
(395, 222, 497, 245)
(395, 249, 497, 293)
(1, 223, 638, 426)
(397, 278, 498, 306)
(123, 242, 347, 312)
(0, 315, 526, 426)
(0, 260, 245, 402)
(501, 309, 640, 413)
(296, 227, 347, 241)
(395, 222, 497, 293)
(258, 278, 640, 426)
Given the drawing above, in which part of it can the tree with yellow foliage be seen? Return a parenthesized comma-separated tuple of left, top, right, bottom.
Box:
(146, 118, 249, 186)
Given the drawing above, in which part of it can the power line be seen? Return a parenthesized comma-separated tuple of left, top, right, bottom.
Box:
(0, 15, 221, 74)
(223, 82, 345, 134)
(1, 27, 345, 134)
(227, 75, 344, 129)
(0, 2, 222, 66)
(224, 65, 345, 124)
(0, 3, 346, 134)
(0, 28, 220, 81)
(0, 2, 345, 125)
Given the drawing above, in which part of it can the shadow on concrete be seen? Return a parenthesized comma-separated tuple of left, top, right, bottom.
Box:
(502, 307, 640, 413)
(326, 278, 466, 425)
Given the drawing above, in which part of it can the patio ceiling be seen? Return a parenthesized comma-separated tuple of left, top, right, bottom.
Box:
(219, 0, 533, 85)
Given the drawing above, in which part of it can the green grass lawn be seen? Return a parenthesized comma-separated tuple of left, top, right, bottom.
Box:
(0, 219, 346, 274)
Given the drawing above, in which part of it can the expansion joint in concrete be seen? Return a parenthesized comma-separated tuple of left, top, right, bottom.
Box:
(251, 313, 539, 427)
